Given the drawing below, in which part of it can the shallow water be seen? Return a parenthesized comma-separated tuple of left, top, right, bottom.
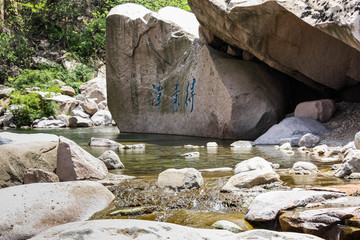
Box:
(6, 126, 360, 229)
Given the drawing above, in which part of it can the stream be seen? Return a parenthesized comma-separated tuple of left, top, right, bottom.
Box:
(9, 126, 360, 230)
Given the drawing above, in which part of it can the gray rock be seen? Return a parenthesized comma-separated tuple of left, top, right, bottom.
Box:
(0, 133, 58, 188)
(71, 108, 90, 118)
(68, 116, 94, 127)
(254, 117, 329, 145)
(212, 220, 245, 233)
(157, 168, 203, 191)
(33, 119, 66, 128)
(79, 75, 106, 104)
(234, 157, 273, 175)
(91, 110, 112, 126)
(0, 136, 12, 145)
(280, 206, 360, 238)
(298, 133, 320, 148)
(279, 138, 300, 147)
(29, 219, 324, 240)
(23, 168, 59, 184)
(0, 181, 114, 239)
(56, 136, 108, 181)
(56, 114, 70, 126)
(98, 150, 124, 169)
(221, 170, 280, 192)
(245, 190, 345, 222)
(107, 4, 287, 139)
(0, 87, 14, 98)
(289, 162, 319, 175)
(89, 137, 121, 148)
(335, 149, 360, 178)
(230, 140, 252, 148)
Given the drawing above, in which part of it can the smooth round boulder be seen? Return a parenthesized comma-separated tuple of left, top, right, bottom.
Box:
(157, 168, 203, 191)
(289, 162, 318, 175)
(234, 157, 273, 175)
(294, 99, 336, 123)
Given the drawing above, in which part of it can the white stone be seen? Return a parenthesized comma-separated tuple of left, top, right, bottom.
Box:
(230, 140, 252, 148)
(182, 152, 200, 158)
(157, 168, 203, 191)
(289, 161, 319, 175)
(91, 110, 112, 126)
(98, 150, 124, 169)
(207, 142, 218, 148)
(234, 157, 273, 175)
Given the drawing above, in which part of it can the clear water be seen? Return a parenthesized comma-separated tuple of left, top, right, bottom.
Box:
(6, 126, 338, 177)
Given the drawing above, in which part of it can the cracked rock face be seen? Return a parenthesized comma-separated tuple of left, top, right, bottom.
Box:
(188, 0, 360, 91)
(106, 4, 287, 139)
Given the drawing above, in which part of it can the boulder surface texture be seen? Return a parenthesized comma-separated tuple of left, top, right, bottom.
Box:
(0, 181, 114, 240)
(106, 4, 287, 139)
(30, 219, 324, 240)
(188, 0, 360, 91)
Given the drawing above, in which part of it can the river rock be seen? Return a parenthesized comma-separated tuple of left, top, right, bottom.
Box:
(289, 162, 319, 175)
(90, 110, 112, 126)
(355, 131, 360, 149)
(0, 133, 58, 188)
(212, 220, 245, 233)
(89, 137, 121, 148)
(30, 219, 324, 240)
(33, 119, 66, 128)
(56, 114, 70, 126)
(294, 99, 336, 123)
(221, 170, 280, 192)
(56, 136, 108, 181)
(71, 108, 90, 118)
(58, 99, 79, 115)
(230, 140, 252, 148)
(298, 133, 320, 148)
(79, 74, 106, 104)
(107, 4, 287, 139)
(254, 117, 329, 145)
(157, 168, 203, 191)
(98, 150, 124, 169)
(23, 168, 59, 184)
(0, 181, 114, 239)
(279, 206, 360, 238)
(335, 149, 360, 178)
(60, 85, 76, 96)
(187, 0, 360, 91)
(81, 100, 98, 115)
(234, 157, 273, 175)
(245, 190, 345, 222)
(68, 116, 94, 127)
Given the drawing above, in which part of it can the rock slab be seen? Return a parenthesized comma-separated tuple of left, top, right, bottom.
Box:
(0, 181, 114, 240)
(30, 219, 324, 240)
(56, 136, 108, 181)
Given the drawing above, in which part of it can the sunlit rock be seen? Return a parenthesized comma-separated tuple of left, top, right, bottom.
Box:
(298, 133, 320, 148)
(230, 140, 252, 148)
(23, 168, 59, 184)
(157, 168, 203, 191)
(234, 157, 273, 175)
(0, 181, 114, 239)
(106, 4, 287, 139)
(289, 162, 319, 175)
(294, 99, 336, 123)
(98, 150, 124, 169)
(89, 137, 121, 148)
(335, 149, 360, 178)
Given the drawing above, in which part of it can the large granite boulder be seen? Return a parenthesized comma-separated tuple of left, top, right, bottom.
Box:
(245, 190, 345, 222)
(0, 133, 58, 188)
(0, 181, 114, 239)
(30, 219, 324, 240)
(56, 136, 108, 181)
(188, 0, 360, 91)
(106, 4, 287, 139)
(254, 117, 329, 145)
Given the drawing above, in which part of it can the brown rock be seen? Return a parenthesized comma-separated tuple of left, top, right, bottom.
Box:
(81, 100, 98, 115)
(23, 168, 59, 184)
(56, 136, 108, 181)
(59, 99, 79, 115)
(188, 0, 360, 90)
(60, 85, 76, 96)
(106, 4, 287, 139)
(294, 99, 336, 122)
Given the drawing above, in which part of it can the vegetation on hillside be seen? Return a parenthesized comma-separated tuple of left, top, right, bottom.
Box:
(0, 0, 190, 127)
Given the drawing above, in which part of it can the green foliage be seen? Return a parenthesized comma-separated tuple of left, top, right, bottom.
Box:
(9, 64, 95, 94)
(9, 90, 59, 127)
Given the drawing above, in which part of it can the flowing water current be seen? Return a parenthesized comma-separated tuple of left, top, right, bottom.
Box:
(9, 126, 360, 229)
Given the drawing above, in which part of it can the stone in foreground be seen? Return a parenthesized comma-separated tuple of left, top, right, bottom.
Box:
(0, 181, 114, 240)
(245, 190, 346, 222)
(157, 168, 203, 191)
(56, 136, 108, 181)
(30, 219, 324, 240)
(107, 4, 287, 139)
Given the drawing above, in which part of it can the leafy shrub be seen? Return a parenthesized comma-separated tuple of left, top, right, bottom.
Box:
(9, 90, 59, 127)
